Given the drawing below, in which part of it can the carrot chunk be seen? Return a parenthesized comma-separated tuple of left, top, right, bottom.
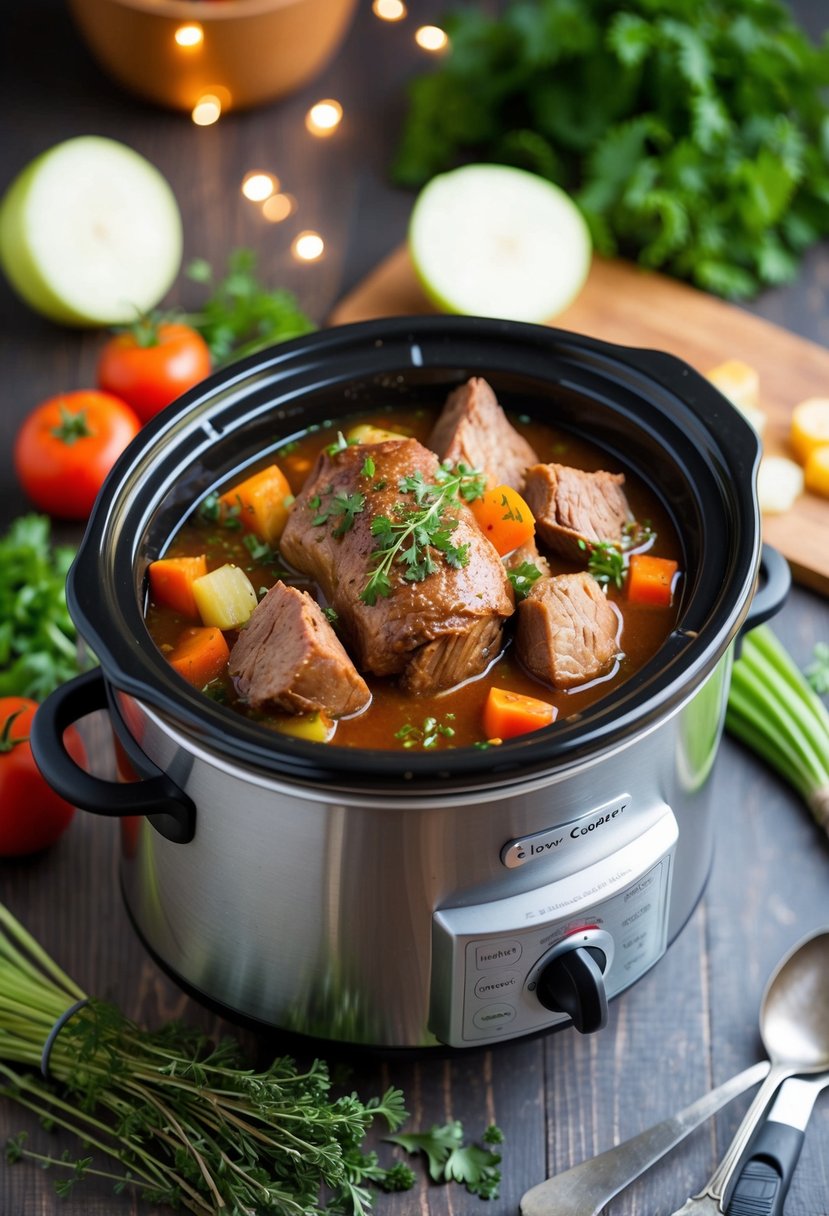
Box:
(167, 626, 230, 688)
(148, 555, 208, 618)
(482, 686, 557, 740)
(627, 553, 678, 607)
(220, 464, 293, 546)
(468, 485, 535, 556)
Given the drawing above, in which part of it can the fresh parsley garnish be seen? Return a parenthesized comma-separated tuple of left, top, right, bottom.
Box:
(361, 463, 487, 605)
(388, 1120, 504, 1199)
(394, 0, 829, 299)
(184, 248, 315, 366)
(395, 714, 456, 749)
(312, 490, 366, 538)
(361, 454, 376, 477)
(198, 491, 242, 530)
(0, 515, 90, 699)
(507, 560, 543, 600)
(322, 606, 339, 624)
(580, 539, 625, 589)
(326, 431, 359, 457)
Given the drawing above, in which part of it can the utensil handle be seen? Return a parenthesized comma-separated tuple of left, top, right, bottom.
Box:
(30, 668, 195, 844)
(724, 1123, 804, 1216)
(695, 1065, 791, 1204)
(519, 1061, 770, 1216)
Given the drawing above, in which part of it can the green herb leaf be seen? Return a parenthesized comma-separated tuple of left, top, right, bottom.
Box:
(184, 248, 315, 366)
(388, 1121, 504, 1198)
(394, 0, 829, 299)
(804, 642, 829, 696)
(361, 464, 485, 604)
(580, 539, 625, 589)
(507, 560, 543, 600)
(0, 516, 91, 699)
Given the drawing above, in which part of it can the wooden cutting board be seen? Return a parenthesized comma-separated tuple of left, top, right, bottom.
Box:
(330, 247, 829, 596)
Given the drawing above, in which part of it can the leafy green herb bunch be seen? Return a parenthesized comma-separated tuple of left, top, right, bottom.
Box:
(394, 0, 829, 298)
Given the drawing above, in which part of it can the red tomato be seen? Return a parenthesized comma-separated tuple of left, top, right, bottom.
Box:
(97, 321, 212, 422)
(0, 698, 83, 856)
(14, 390, 141, 519)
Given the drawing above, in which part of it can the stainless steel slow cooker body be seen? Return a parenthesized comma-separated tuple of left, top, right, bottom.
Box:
(33, 317, 782, 1049)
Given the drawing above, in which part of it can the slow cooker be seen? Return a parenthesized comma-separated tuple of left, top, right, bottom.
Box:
(32, 317, 789, 1049)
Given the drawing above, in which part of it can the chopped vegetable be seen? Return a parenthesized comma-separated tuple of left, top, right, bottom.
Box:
(167, 626, 230, 688)
(0, 902, 411, 1214)
(790, 397, 829, 464)
(804, 445, 829, 498)
(757, 455, 805, 515)
(726, 625, 829, 835)
(147, 555, 208, 618)
(346, 423, 409, 445)
(482, 686, 557, 740)
(388, 1120, 504, 1199)
(273, 711, 335, 743)
(0, 515, 89, 700)
(468, 484, 535, 556)
(627, 553, 678, 607)
(362, 463, 487, 605)
(394, 0, 829, 300)
(185, 248, 315, 367)
(192, 564, 258, 629)
(395, 714, 456, 749)
(706, 359, 766, 435)
(219, 464, 293, 546)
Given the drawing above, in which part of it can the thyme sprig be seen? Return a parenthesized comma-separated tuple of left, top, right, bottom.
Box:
(0, 902, 410, 1215)
(361, 464, 486, 605)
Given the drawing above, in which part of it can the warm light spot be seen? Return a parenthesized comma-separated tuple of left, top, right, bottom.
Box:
(292, 231, 325, 262)
(306, 99, 343, 138)
(262, 193, 296, 223)
(191, 94, 222, 125)
(175, 23, 203, 48)
(372, 0, 406, 19)
(242, 172, 277, 202)
(415, 24, 449, 51)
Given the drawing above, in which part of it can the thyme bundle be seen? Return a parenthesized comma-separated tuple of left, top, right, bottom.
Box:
(0, 902, 412, 1214)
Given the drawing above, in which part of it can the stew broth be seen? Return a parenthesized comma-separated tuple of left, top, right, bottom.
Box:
(145, 405, 682, 750)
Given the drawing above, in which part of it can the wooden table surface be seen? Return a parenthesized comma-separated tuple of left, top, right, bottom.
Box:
(1, 2, 828, 1214)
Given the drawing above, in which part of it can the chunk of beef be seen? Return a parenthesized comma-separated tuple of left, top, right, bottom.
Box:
(427, 377, 539, 490)
(280, 438, 514, 694)
(228, 581, 370, 717)
(522, 463, 633, 561)
(517, 572, 621, 690)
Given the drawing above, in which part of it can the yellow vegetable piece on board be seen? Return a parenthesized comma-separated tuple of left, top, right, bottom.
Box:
(757, 456, 804, 515)
(804, 445, 829, 498)
(706, 359, 766, 435)
(791, 398, 829, 465)
(220, 465, 293, 547)
(192, 564, 258, 630)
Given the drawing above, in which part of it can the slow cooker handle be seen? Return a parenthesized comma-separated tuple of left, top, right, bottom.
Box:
(31, 669, 196, 845)
(740, 544, 791, 637)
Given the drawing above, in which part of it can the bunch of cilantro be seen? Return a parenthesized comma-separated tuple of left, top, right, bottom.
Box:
(394, 0, 829, 298)
(0, 516, 87, 700)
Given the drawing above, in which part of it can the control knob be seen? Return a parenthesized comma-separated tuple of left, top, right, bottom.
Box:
(536, 944, 608, 1034)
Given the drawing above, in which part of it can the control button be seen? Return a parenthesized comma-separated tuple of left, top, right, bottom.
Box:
(475, 940, 522, 970)
(536, 946, 608, 1034)
(472, 1003, 517, 1031)
(474, 971, 519, 1000)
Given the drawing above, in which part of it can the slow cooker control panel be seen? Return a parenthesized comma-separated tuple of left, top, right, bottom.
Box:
(430, 808, 677, 1047)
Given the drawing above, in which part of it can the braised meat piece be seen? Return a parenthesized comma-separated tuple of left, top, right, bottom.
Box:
(522, 463, 633, 561)
(280, 438, 514, 694)
(228, 581, 370, 717)
(427, 377, 539, 490)
(517, 572, 621, 690)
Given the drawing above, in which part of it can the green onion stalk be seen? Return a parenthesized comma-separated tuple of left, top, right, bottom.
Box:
(726, 625, 829, 835)
(0, 902, 412, 1213)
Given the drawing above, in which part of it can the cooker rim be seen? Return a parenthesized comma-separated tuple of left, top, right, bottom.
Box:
(66, 315, 762, 791)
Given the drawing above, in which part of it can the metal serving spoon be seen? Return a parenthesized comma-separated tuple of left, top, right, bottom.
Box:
(669, 928, 829, 1216)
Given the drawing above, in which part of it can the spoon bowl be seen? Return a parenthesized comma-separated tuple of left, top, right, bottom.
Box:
(761, 929, 829, 1069)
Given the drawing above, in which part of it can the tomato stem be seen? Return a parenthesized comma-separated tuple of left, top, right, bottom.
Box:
(51, 406, 94, 446)
(0, 708, 28, 753)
